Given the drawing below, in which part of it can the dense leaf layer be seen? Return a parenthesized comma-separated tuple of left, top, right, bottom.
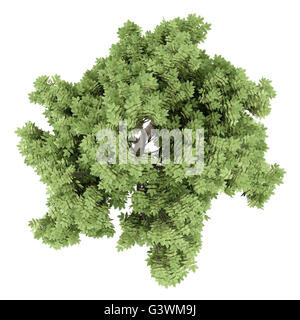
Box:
(16, 15, 285, 287)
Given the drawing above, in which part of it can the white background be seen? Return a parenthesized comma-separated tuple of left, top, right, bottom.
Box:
(0, 0, 299, 300)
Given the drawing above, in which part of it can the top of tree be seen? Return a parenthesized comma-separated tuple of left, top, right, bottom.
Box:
(16, 14, 285, 287)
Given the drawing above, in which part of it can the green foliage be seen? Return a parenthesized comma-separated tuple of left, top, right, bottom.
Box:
(16, 15, 285, 287)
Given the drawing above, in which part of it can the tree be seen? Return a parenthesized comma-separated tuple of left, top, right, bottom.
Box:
(16, 15, 285, 287)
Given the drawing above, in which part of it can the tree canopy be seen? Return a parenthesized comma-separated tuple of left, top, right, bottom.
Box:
(16, 15, 285, 287)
